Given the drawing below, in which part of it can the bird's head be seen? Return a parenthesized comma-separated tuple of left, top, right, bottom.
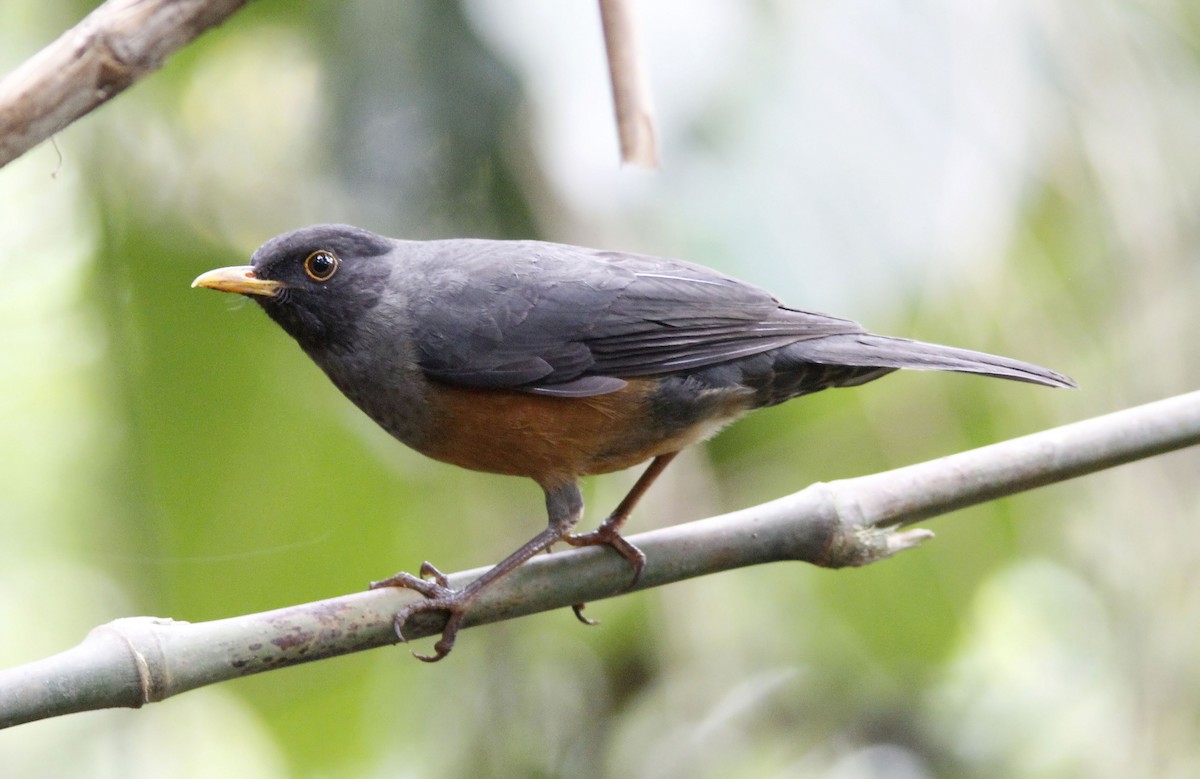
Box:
(192, 224, 396, 350)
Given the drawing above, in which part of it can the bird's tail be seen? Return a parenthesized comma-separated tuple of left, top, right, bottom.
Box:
(797, 333, 1077, 389)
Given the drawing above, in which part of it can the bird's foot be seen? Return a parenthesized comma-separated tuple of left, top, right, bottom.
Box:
(564, 526, 644, 625)
(369, 561, 470, 662)
(564, 521, 647, 590)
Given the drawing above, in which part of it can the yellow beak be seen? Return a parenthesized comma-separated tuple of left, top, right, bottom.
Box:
(191, 266, 284, 297)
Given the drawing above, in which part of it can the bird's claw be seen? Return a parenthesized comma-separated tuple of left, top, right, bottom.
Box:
(370, 560, 450, 595)
(370, 561, 468, 662)
(564, 522, 645, 626)
(393, 595, 469, 662)
(571, 602, 600, 626)
(564, 524, 646, 590)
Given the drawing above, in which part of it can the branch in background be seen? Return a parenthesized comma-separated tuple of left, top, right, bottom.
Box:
(2, 391, 1198, 730)
(0, 0, 248, 169)
(0, 1, 659, 172)
(598, 0, 659, 168)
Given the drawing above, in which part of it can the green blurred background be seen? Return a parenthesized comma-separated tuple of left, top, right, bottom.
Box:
(1, 1, 1197, 777)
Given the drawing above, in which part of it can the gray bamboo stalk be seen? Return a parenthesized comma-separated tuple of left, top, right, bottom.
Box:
(2, 390, 1197, 730)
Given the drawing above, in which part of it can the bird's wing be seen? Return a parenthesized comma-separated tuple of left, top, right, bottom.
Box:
(411, 241, 864, 396)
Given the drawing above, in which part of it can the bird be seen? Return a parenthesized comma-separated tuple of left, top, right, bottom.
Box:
(192, 224, 1075, 661)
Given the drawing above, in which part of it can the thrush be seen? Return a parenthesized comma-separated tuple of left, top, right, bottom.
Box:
(193, 224, 1074, 660)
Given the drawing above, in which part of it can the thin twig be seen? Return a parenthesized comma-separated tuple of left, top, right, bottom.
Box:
(0, 0, 249, 169)
(598, 0, 659, 167)
(2, 391, 1198, 729)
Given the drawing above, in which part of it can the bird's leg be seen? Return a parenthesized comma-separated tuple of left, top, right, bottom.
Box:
(370, 482, 583, 662)
(564, 452, 678, 590)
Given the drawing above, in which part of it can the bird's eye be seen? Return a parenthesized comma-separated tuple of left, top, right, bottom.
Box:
(304, 250, 340, 282)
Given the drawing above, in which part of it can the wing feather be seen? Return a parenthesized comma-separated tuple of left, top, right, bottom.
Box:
(411, 240, 862, 395)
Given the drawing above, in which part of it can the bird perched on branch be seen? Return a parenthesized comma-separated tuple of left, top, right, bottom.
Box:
(193, 224, 1074, 661)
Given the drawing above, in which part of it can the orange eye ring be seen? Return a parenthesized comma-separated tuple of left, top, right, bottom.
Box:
(304, 250, 340, 282)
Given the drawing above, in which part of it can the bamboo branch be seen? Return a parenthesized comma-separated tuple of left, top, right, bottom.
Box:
(2, 391, 1198, 729)
(598, 0, 659, 167)
(0, 0, 249, 169)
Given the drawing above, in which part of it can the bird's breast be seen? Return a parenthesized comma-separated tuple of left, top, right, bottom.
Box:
(414, 376, 751, 488)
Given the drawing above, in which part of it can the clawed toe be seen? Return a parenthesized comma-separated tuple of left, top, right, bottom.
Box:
(571, 602, 600, 626)
(370, 560, 451, 595)
(564, 525, 645, 629)
(370, 561, 469, 662)
(392, 595, 469, 662)
(564, 525, 646, 590)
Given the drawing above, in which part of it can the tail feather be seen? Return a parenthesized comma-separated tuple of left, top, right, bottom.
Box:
(797, 333, 1077, 389)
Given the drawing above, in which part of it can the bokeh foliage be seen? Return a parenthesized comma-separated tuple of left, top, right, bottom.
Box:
(2, 1, 1198, 777)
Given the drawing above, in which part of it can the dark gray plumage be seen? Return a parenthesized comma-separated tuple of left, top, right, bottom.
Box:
(193, 223, 1074, 661)
(244, 224, 1073, 401)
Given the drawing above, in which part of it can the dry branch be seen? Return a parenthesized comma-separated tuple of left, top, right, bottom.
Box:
(0, 0, 249, 168)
